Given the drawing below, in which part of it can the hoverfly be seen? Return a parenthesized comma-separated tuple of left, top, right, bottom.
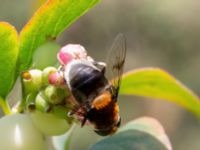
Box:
(61, 34, 126, 136)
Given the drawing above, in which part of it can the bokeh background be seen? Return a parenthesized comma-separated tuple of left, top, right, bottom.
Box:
(1, 0, 200, 149)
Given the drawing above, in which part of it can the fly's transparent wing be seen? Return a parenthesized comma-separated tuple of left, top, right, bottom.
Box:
(106, 34, 126, 99)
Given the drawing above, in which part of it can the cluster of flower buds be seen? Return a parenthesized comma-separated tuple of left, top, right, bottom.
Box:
(22, 44, 89, 113)
(21, 67, 67, 113)
(20, 44, 89, 136)
(20, 68, 70, 136)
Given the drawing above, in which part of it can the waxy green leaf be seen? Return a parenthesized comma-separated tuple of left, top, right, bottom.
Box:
(121, 68, 200, 118)
(90, 117, 172, 150)
(0, 22, 18, 98)
(18, 0, 100, 74)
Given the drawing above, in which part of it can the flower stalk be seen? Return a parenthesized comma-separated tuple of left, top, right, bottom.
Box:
(0, 97, 12, 115)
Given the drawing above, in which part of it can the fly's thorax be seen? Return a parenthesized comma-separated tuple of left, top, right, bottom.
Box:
(63, 59, 99, 89)
(63, 59, 109, 104)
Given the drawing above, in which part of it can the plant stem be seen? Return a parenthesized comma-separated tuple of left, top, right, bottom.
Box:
(0, 97, 12, 115)
(17, 99, 26, 113)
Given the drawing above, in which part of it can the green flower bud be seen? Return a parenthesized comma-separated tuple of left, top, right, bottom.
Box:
(51, 105, 69, 119)
(42, 67, 57, 85)
(44, 85, 67, 104)
(30, 111, 70, 136)
(26, 92, 37, 112)
(35, 92, 50, 113)
(22, 69, 42, 95)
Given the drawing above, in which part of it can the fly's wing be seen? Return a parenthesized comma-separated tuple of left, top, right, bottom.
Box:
(105, 34, 126, 100)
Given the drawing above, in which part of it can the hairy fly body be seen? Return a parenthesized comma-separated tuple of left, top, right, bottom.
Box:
(61, 34, 126, 136)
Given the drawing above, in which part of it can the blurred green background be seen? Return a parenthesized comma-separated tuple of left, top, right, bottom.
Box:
(1, 0, 200, 149)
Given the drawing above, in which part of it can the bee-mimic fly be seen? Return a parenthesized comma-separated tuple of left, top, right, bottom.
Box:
(60, 34, 126, 136)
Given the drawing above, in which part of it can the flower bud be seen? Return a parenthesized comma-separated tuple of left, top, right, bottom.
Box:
(42, 67, 57, 85)
(48, 72, 65, 86)
(30, 111, 70, 136)
(51, 105, 70, 120)
(35, 92, 50, 113)
(44, 85, 67, 104)
(57, 44, 87, 65)
(26, 92, 37, 112)
(22, 69, 42, 95)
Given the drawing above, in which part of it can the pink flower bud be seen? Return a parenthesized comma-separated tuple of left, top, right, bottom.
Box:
(57, 50, 73, 65)
(48, 72, 65, 86)
(57, 44, 87, 65)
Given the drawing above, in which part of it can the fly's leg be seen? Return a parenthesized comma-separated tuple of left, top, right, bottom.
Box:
(67, 105, 89, 127)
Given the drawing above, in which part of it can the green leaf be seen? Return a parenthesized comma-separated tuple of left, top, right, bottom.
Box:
(90, 117, 172, 150)
(120, 68, 200, 118)
(18, 0, 100, 74)
(0, 22, 19, 98)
